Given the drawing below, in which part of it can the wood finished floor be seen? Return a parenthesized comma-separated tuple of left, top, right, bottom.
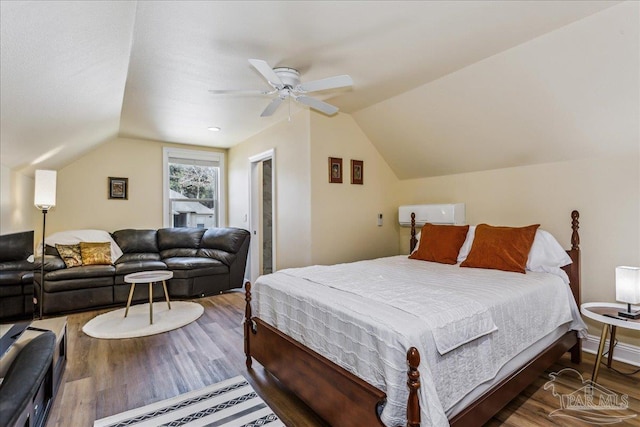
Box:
(46, 290, 639, 427)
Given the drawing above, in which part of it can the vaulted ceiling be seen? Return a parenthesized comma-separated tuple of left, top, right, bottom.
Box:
(1, 1, 631, 178)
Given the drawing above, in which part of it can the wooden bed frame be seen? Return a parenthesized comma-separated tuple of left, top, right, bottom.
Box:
(244, 210, 582, 427)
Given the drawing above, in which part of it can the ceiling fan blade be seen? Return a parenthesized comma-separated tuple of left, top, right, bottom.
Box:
(249, 59, 283, 88)
(297, 75, 353, 93)
(261, 97, 284, 117)
(209, 89, 273, 96)
(295, 96, 339, 116)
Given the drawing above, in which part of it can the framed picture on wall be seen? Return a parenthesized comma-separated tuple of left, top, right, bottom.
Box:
(351, 160, 363, 185)
(109, 177, 128, 200)
(329, 157, 343, 183)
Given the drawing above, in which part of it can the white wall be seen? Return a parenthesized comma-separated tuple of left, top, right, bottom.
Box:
(227, 110, 403, 270)
(228, 111, 313, 270)
(309, 113, 400, 264)
(0, 164, 36, 236)
(46, 137, 225, 234)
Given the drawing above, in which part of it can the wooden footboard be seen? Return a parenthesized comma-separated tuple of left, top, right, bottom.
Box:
(247, 314, 387, 427)
(244, 282, 422, 427)
(245, 210, 582, 427)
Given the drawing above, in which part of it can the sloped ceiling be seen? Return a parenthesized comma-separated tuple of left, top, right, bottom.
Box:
(354, 1, 639, 179)
(0, 1, 627, 177)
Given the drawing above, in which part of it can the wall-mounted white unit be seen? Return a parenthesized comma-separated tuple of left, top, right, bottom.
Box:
(398, 203, 465, 226)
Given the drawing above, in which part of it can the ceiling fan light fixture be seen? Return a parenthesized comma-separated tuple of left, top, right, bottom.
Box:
(212, 58, 353, 118)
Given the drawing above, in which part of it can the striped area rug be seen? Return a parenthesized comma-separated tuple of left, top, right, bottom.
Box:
(94, 376, 285, 427)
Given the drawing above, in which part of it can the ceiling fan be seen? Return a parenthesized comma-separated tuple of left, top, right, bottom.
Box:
(210, 59, 353, 117)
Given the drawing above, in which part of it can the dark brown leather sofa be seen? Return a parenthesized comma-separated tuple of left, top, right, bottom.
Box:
(34, 227, 250, 315)
(0, 331, 56, 427)
(0, 231, 34, 321)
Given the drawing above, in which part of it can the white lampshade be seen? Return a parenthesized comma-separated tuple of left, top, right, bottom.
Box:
(34, 170, 57, 210)
(615, 266, 640, 304)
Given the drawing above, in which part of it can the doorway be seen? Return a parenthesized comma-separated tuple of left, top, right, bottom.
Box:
(248, 149, 276, 283)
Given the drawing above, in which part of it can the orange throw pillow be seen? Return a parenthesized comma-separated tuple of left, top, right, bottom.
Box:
(409, 223, 470, 265)
(460, 224, 540, 273)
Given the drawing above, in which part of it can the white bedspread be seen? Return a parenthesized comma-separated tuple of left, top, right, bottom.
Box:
(252, 256, 587, 427)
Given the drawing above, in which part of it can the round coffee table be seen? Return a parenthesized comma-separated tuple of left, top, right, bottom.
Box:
(123, 270, 173, 324)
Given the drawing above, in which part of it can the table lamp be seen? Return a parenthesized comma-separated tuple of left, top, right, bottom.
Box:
(616, 266, 640, 319)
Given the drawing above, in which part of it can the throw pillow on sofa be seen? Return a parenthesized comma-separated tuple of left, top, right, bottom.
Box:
(55, 243, 83, 268)
(79, 242, 112, 265)
(44, 229, 123, 261)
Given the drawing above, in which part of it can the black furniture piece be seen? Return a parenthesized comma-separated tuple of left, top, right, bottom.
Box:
(0, 331, 56, 427)
(33, 227, 250, 315)
(0, 231, 35, 321)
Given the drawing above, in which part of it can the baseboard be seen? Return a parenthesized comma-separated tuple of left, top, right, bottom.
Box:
(582, 333, 640, 367)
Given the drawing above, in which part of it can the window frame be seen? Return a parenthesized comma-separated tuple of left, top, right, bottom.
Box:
(162, 147, 226, 228)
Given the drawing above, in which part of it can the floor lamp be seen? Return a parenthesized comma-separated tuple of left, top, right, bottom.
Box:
(34, 170, 57, 319)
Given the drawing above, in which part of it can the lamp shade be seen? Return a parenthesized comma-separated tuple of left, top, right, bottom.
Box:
(615, 266, 640, 304)
(34, 170, 57, 209)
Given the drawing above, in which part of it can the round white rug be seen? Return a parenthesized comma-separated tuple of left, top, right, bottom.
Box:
(82, 301, 204, 339)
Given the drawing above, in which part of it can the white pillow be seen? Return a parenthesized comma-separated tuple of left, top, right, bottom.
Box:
(456, 226, 476, 263)
(410, 232, 420, 254)
(456, 226, 572, 282)
(527, 229, 573, 271)
(44, 229, 123, 262)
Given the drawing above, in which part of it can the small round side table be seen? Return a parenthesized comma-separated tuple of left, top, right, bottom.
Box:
(580, 302, 640, 383)
(123, 270, 173, 324)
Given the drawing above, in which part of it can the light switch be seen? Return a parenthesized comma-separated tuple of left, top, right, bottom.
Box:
(377, 213, 383, 226)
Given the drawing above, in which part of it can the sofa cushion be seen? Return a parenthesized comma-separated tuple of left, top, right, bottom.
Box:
(196, 248, 236, 266)
(0, 271, 25, 286)
(112, 229, 159, 253)
(42, 255, 67, 271)
(200, 228, 250, 253)
(0, 331, 55, 427)
(0, 283, 22, 297)
(0, 260, 33, 272)
(157, 228, 206, 257)
(115, 253, 162, 263)
(115, 260, 168, 276)
(162, 257, 227, 278)
(44, 276, 114, 293)
(21, 271, 33, 284)
(45, 265, 115, 281)
(0, 231, 33, 263)
(160, 248, 198, 258)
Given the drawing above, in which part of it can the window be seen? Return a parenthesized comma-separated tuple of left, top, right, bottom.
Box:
(163, 148, 226, 228)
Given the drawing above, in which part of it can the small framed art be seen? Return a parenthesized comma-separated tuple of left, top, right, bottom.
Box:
(351, 160, 363, 185)
(329, 157, 343, 183)
(108, 177, 128, 200)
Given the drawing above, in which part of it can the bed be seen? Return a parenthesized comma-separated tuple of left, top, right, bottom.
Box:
(244, 210, 585, 427)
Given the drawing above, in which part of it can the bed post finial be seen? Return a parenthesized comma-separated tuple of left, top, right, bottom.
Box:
(406, 347, 421, 427)
(571, 210, 580, 251)
(244, 282, 253, 368)
(410, 212, 418, 253)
